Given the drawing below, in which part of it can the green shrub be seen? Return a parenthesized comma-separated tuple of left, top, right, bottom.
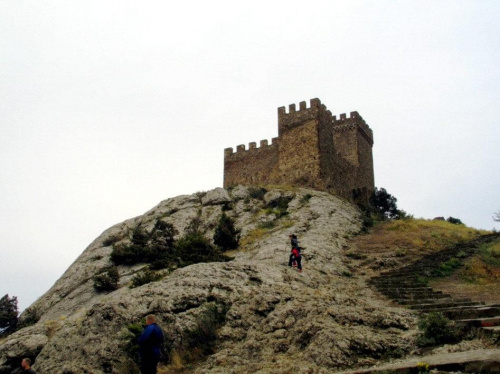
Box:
(150, 220, 177, 249)
(185, 217, 203, 236)
(123, 321, 146, 366)
(93, 266, 120, 292)
(265, 196, 291, 219)
(111, 218, 235, 271)
(175, 232, 231, 267)
(182, 302, 229, 356)
(300, 194, 313, 204)
(110, 221, 177, 267)
(221, 202, 232, 211)
(130, 227, 149, 246)
(213, 213, 240, 251)
(432, 257, 461, 277)
(417, 312, 457, 347)
(248, 187, 267, 200)
(103, 235, 120, 247)
(130, 269, 164, 288)
(361, 211, 375, 232)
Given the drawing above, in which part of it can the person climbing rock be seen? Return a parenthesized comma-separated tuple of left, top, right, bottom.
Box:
(292, 246, 302, 272)
(288, 244, 302, 272)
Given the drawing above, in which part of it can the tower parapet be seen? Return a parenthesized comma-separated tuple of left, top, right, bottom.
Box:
(332, 111, 373, 146)
(278, 98, 333, 136)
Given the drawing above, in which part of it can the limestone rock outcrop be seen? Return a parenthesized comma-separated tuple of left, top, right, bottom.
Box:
(0, 187, 417, 374)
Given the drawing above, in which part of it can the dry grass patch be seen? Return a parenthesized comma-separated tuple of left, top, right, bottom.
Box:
(263, 184, 298, 192)
(239, 227, 270, 250)
(461, 240, 500, 284)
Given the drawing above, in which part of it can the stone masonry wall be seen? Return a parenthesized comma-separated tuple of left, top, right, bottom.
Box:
(223, 139, 279, 187)
(277, 119, 321, 188)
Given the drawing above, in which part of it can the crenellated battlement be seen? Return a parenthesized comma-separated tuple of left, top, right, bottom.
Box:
(224, 137, 278, 157)
(332, 111, 374, 145)
(277, 98, 334, 136)
(277, 98, 323, 116)
(223, 98, 375, 202)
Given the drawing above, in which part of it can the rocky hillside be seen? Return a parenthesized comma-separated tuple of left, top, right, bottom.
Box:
(0, 186, 418, 373)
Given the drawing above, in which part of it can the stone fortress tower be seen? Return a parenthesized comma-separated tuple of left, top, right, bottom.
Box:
(223, 98, 374, 201)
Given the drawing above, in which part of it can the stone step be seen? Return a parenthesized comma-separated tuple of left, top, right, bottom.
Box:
(378, 286, 436, 292)
(373, 282, 425, 288)
(374, 272, 422, 277)
(479, 325, 500, 341)
(457, 316, 500, 328)
(372, 279, 422, 286)
(396, 297, 456, 306)
(410, 300, 481, 310)
(376, 289, 436, 296)
(483, 326, 500, 333)
(372, 274, 421, 280)
(383, 289, 444, 296)
(378, 291, 440, 299)
(432, 306, 500, 320)
(337, 348, 500, 374)
(390, 293, 449, 301)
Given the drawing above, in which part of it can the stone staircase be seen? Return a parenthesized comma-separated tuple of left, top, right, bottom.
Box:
(370, 233, 500, 340)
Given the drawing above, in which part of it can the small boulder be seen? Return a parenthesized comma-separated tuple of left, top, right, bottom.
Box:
(201, 188, 231, 206)
(230, 185, 250, 200)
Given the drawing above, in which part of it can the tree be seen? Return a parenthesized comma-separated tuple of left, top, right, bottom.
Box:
(213, 213, 240, 251)
(370, 187, 404, 220)
(494, 211, 500, 222)
(0, 294, 18, 333)
(447, 216, 463, 225)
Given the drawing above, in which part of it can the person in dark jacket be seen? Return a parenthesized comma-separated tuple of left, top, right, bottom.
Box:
(138, 314, 164, 374)
(21, 358, 36, 373)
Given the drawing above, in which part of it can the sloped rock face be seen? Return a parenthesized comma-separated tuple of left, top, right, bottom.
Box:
(0, 187, 417, 373)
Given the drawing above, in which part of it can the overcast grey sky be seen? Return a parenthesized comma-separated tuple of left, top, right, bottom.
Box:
(1, 0, 499, 311)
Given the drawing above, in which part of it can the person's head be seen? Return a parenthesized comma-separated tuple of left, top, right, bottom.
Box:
(21, 358, 31, 369)
(145, 314, 156, 325)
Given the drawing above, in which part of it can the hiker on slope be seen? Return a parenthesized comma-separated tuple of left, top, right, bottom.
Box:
(288, 234, 303, 272)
